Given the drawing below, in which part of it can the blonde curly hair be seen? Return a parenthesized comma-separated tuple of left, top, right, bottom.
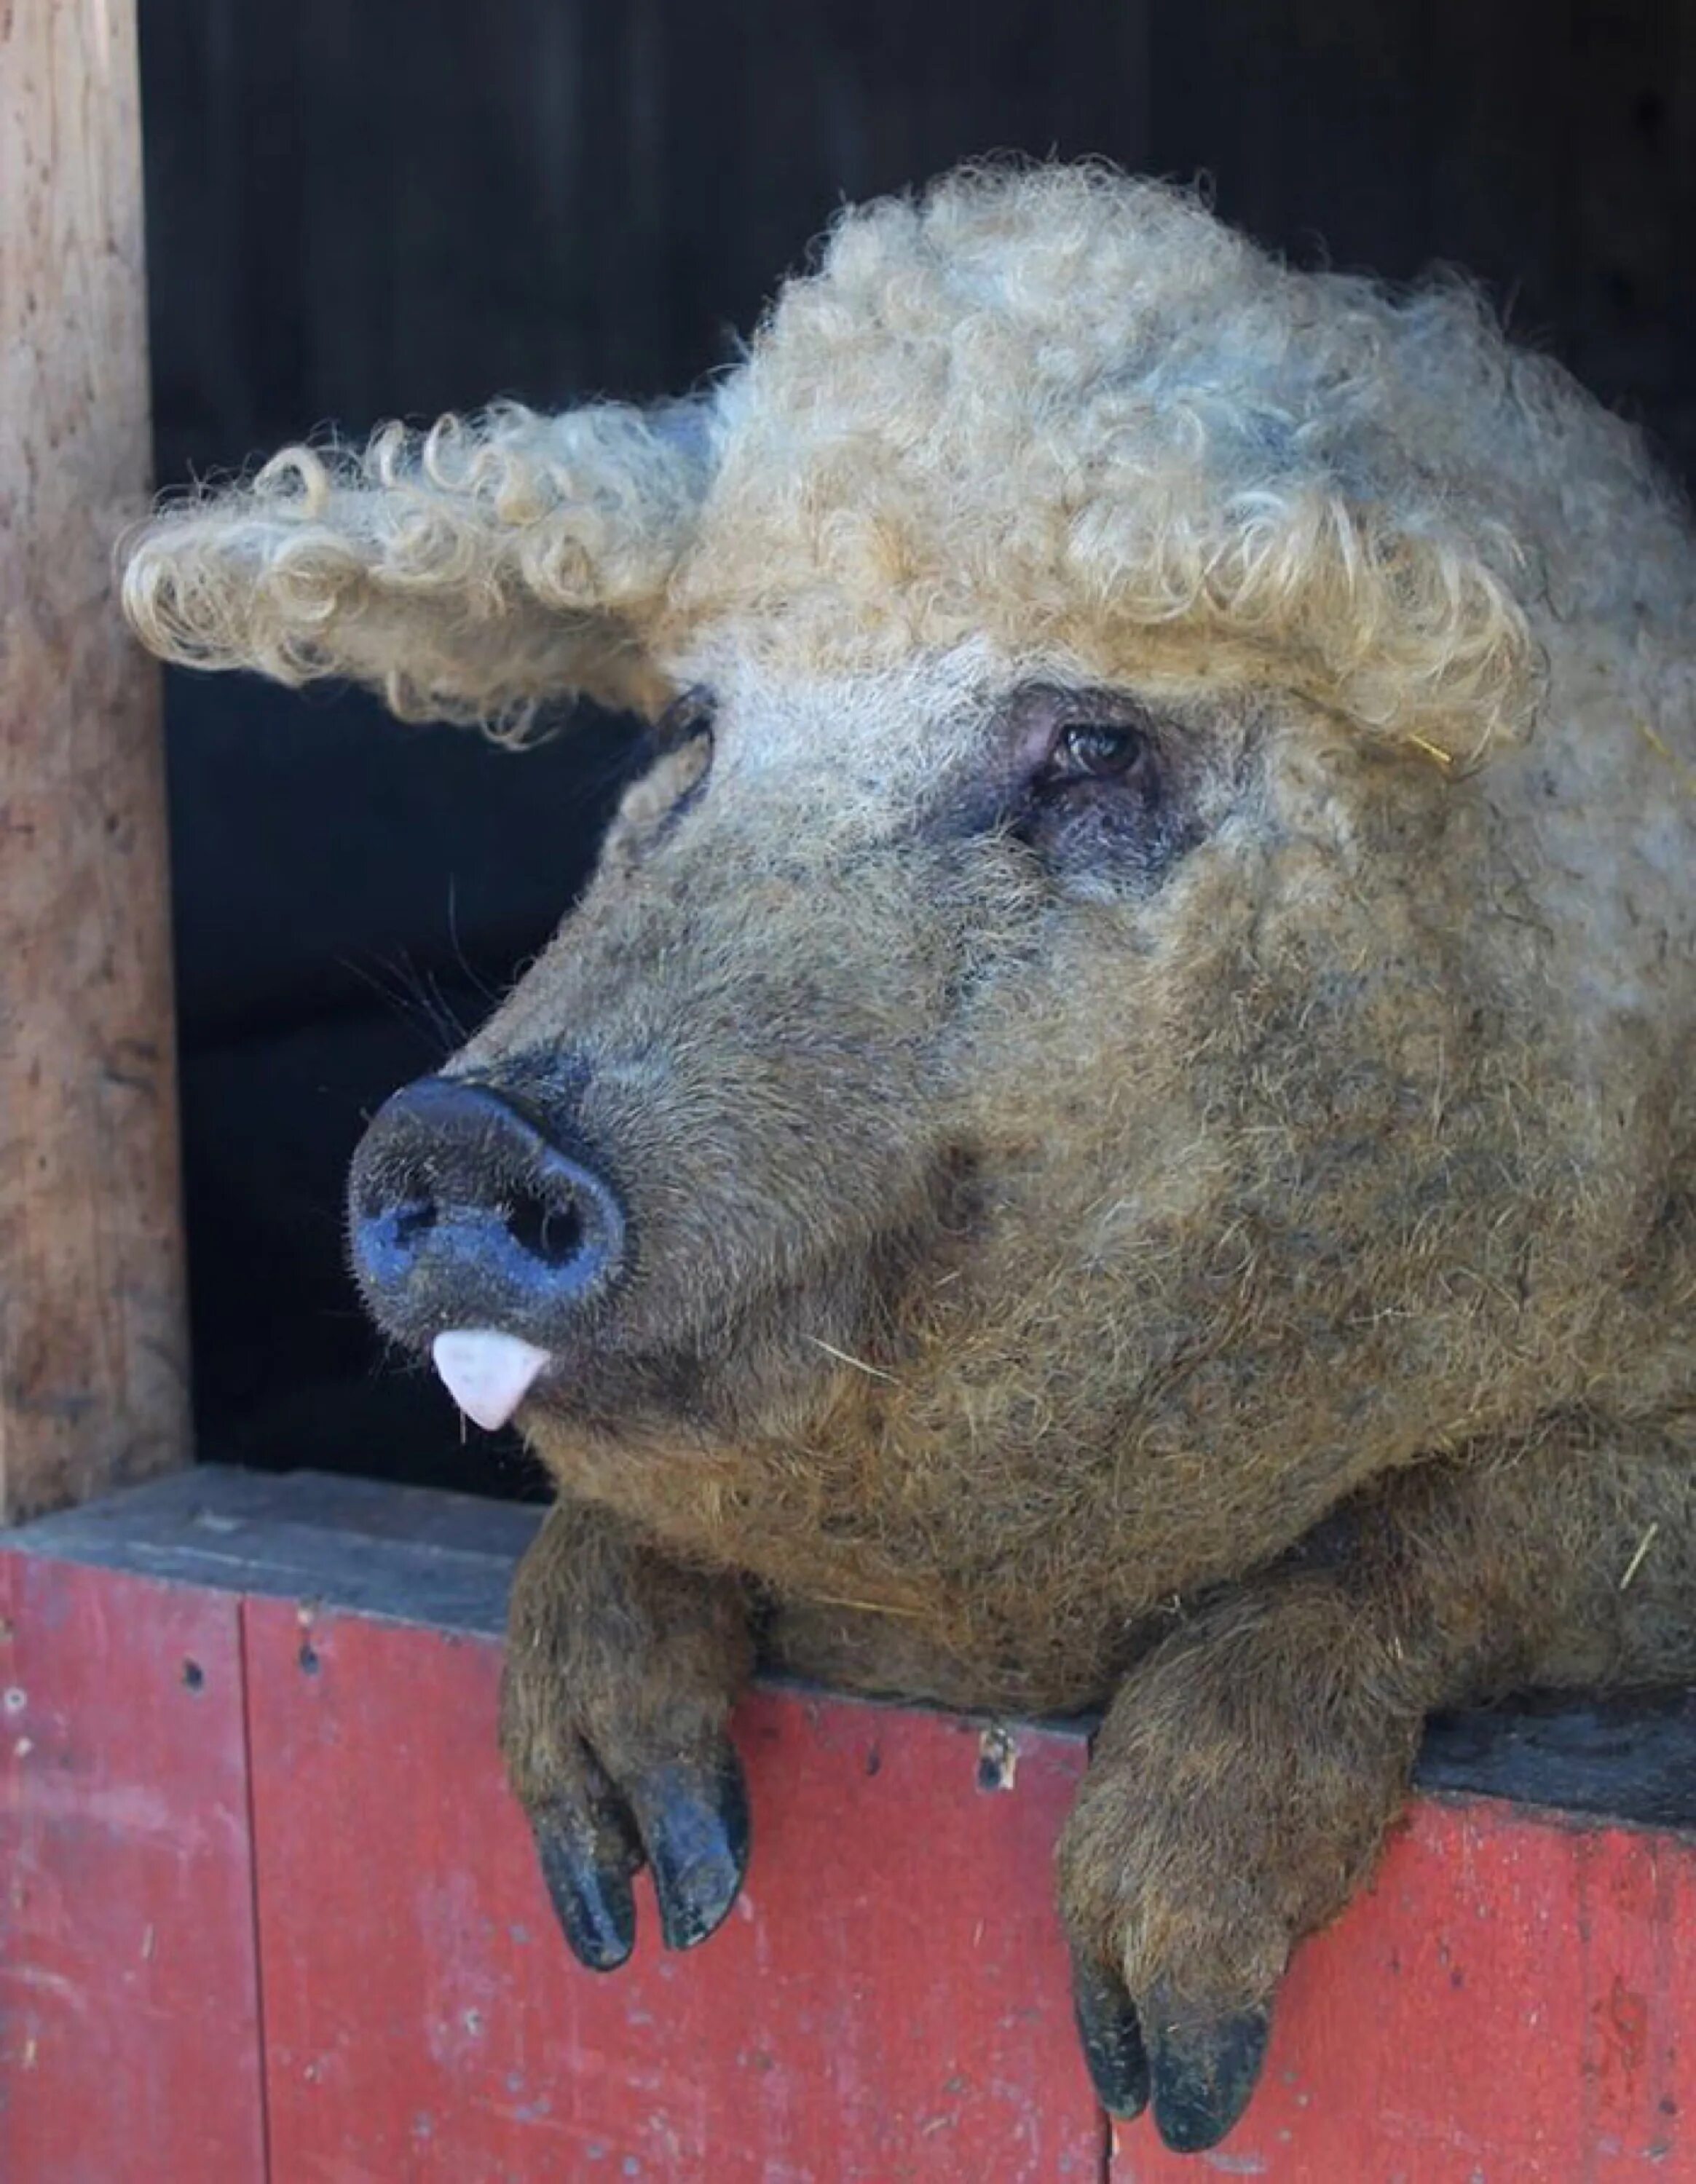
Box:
(123, 162, 1692, 762)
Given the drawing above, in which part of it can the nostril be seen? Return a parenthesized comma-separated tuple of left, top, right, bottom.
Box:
(505, 1187, 584, 1270)
(390, 1197, 438, 1249)
(358, 1167, 438, 1247)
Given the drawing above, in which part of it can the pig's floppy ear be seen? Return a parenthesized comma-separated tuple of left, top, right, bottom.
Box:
(121, 400, 712, 733)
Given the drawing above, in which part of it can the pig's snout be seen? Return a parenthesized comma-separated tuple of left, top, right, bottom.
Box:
(349, 1076, 626, 1390)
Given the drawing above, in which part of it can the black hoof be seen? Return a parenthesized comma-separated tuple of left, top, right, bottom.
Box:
(633, 1750, 752, 1952)
(1146, 1995, 1272, 2154)
(530, 1782, 642, 1972)
(1071, 1957, 1150, 2120)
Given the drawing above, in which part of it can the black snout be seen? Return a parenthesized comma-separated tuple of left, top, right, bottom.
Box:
(349, 1075, 626, 1340)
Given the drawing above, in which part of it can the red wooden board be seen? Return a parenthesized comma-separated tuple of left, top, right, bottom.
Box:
(0, 1556, 265, 2184)
(1111, 1803, 1696, 2183)
(7, 1473, 1696, 2183)
(241, 1597, 1105, 2184)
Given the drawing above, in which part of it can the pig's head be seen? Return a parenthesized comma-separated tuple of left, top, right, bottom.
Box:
(126, 169, 1684, 1643)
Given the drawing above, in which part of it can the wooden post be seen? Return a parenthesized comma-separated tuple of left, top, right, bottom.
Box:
(0, 0, 190, 1519)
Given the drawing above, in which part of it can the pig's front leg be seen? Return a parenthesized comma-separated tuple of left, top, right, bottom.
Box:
(501, 1496, 754, 1969)
(1059, 1423, 1696, 2153)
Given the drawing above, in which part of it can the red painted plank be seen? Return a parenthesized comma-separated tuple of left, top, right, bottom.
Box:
(242, 1597, 1104, 2184)
(0, 1556, 266, 2184)
(1110, 1802, 1696, 2183)
(9, 1475, 1696, 2182)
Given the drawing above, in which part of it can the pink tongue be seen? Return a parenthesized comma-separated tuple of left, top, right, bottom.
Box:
(430, 1329, 551, 1431)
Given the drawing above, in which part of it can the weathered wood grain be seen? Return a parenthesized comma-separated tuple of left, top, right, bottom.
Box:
(0, 1554, 265, 2184)
(1113, 1805, 1696, 2181)
(245, 1606, 1105, 2184)
(0, 0, 190, 1519)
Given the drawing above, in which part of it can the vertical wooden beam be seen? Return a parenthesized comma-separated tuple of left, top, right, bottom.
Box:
(0, 0, 190, 1519)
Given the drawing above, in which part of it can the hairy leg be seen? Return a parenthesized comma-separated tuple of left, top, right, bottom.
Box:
(502, 1495, 755, 1967)
(1060, 1415, 1696, 2153)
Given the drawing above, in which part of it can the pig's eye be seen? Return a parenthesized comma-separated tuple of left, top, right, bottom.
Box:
(1004, 692, 1197, 886)
(1041, 721, 1152, 786)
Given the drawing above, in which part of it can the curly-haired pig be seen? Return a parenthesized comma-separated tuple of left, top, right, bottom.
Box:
(123, 165, 1696, 2152)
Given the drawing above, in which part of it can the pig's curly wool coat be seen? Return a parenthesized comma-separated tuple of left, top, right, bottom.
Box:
(128, 165, 1688, 756)
(125, 165, 1696, 2151)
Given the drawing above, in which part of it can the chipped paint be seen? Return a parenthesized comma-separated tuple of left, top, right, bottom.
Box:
(977, 1722, 1019, 1792)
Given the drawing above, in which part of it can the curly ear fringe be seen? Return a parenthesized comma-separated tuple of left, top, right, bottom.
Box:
(128, 169, 1687, 765)
(121, 401, 711, 732)
(1078, 486, 1542, 766)
(683, 165, 1689, 764)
